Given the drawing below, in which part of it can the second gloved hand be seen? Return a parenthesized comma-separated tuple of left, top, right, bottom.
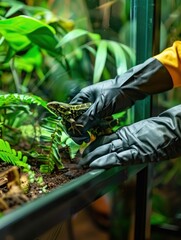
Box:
(79, 105, 181, 168)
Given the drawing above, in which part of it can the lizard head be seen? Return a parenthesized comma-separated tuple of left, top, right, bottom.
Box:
(47, 101, 71, 116)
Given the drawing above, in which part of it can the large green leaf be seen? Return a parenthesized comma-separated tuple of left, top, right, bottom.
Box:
(93, 40, 107, 83)
(27, 26, 60, 55)
(0, 15, 59, 53)
(0, 15, 55, 34)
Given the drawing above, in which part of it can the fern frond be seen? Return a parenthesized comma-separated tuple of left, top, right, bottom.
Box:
(0, 138, 30, 170)
(37, 117, 65, 173)
(40, 163, 55, 174)
(0, 93, 47, 109)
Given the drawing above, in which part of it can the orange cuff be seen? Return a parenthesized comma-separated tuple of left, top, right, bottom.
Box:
(154, 41, 181, 88)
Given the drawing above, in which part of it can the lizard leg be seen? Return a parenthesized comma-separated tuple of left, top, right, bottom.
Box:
(68, 119, 83, 135)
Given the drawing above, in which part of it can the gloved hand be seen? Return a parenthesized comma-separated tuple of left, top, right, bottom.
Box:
(79, 105, 181, 168)
(70, 58, 172, 143)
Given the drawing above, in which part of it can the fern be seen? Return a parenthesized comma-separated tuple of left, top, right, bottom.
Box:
(0, 93, 47, 108)
(38, 116, 80, 173)
(37, 117, 65, 173)
(0, 138, 30, 170)
(0, 93, 76, 174)
(0, 93, 48, 128)
(0, 93, 48, 146)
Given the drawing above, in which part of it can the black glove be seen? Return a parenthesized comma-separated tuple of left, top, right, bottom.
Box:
(79, 105, 181, 168)
(70, 58, 173, 143)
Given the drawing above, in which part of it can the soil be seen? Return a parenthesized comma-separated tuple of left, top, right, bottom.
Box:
(0, 150, 89, 216)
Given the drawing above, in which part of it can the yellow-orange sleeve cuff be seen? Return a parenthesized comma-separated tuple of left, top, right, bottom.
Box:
(154, 41, 181, 88)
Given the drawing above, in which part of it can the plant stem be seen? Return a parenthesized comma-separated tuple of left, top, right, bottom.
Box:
(10, 58, 21, 93)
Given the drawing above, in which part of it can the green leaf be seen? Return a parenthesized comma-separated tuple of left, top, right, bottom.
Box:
(1, 32, 30, 51)
(0, 15, 55, 34)
(5, 5, 24, 18)
(65, 138, 80, 159)
(0, 138, 30, 170)
(151, 212, 168, 225)
(0, 15, 57, 52)
(38, 117, 65, 172)
(0, 93, 47, 108)
(3, 45, 16, 63)
(120, 43, 136, 67)
(27, 26, 60, 55)
(107, 41, 128, 74)
(84, 45, 97, 56)
(56, 29, 100, 48)
(14, 46, 42, 72)
(93, 40, 107, 83)
(40, 164, 53, 173)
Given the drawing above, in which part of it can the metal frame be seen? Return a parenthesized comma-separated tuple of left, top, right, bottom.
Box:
(0, 164, 146, 240)
(132, 1, 161, 239)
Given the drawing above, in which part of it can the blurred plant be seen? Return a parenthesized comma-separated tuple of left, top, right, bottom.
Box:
(0, 0, 135, 100)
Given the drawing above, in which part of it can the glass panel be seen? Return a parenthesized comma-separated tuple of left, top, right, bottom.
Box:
(152, 1, 181, 238)
(153, 0, 181, 115)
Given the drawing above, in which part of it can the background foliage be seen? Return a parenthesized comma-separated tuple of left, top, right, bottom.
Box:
(0, 0, 135, 174)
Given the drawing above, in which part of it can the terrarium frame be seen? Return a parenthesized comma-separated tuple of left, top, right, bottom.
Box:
(0, 164, 147, 239)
